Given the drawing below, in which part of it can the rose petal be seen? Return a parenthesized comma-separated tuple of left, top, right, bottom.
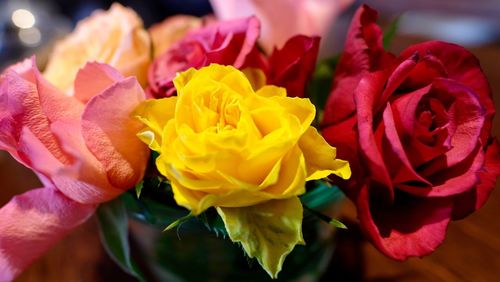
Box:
(452, 139, 500, 219)
(355, 72, 393, 195)
(356, 186, 453, 260)
(418, 78, 485, 176)
(322, 4, 393, 126)
(0, 58, 82, 166)
(399, 41, 493, 143)
(149, 15, 206, 58)
(377, 54, 419, 109)
(299, 126, 351, 180)
(381, 105, 431, 187)
(390, 85, 432, 137)
(389, 86, 453, 167)
(148, 17, 261, 98)
(322, 116, 363, 192)
(82, 77, 148, 190)
(210, 0, 353, 54)
(399, 52, 448, 90)
(43, 3, 151, 91)
(74, 62, 124, 104)
(267, 35, 320, 98)
(50, 119, 123, 204)
(206, 16, 260, 68)
(0, 187, 95, 281)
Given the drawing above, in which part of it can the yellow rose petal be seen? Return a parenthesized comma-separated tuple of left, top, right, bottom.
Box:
(300, 127, 351, 180)
(133, 97, 177, 150)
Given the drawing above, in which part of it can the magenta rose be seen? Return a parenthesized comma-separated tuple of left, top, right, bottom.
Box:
(147, 16, 319, 98)
(321, 5, 500, 260)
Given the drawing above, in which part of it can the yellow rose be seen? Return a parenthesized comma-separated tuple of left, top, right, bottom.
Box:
(135, 64, 350, 215)
(43, 3, 151, 94)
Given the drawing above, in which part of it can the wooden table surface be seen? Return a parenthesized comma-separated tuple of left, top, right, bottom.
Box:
(1, 38, 499, 282)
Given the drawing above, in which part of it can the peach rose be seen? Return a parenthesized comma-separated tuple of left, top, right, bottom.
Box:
(43, 3, 151, 93)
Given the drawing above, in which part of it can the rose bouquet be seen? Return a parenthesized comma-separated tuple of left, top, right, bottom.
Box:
(0, 2, 498, 281)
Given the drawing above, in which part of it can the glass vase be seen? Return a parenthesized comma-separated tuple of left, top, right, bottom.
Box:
(122, 184, 344, 282)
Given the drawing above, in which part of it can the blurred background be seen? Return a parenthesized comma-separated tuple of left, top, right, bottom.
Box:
(0, 0, 499, 281)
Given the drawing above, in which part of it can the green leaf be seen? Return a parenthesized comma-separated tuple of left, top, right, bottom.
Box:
(383, 15, 402, 49)
(96, 198, 146, 282)
(217, 197, 304, 279)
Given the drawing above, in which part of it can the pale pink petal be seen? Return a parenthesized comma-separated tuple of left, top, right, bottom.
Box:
(0, 187, 95, 281)
(210, 0, 353, 53)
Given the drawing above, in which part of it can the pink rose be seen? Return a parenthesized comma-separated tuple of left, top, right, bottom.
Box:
(147, 17, 261, 97)
(321, 5, 500, 260)
(0, 58, 148, 279)
(148, 17, 320, 98)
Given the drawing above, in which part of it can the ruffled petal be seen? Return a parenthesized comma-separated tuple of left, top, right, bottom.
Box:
(82, 77, 148, 189)
(399, 41, 494, 143)
(267, 35, 320, 98)
(322, 4, 393, 126)
(299, 126, 350, 180)
(74, 62, 124, 104)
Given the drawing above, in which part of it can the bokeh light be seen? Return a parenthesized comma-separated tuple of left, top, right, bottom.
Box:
(11, 9, 36, 29)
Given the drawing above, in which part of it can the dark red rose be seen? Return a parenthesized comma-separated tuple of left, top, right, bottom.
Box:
(147, 16, 319, 98)
(266, 35, 320, 97)
(321, 5, 500, 260)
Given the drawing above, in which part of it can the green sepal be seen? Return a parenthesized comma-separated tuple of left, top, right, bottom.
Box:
(217, 197, 305, 279)
(163, 212, 194, 232)
(329, 218, 347, 229)
(199, 210, 228, 238)
(134, 181, 143, 199)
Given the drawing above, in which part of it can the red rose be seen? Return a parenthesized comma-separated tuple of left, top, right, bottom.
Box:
(321, 5, 500, 260)
(147, 16, 319, 98)
(267, 35, 320, 98)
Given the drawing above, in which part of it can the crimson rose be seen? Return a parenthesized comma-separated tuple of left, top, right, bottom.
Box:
(147, 16, 319, 98)
(321, 5, 500, 260)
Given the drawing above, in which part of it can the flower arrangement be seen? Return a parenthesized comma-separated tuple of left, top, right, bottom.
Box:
(0, 2, 498, 281)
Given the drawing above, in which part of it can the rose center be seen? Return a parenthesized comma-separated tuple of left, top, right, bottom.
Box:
(195, 90, 241, 133)
(415, 97, 450, 147)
